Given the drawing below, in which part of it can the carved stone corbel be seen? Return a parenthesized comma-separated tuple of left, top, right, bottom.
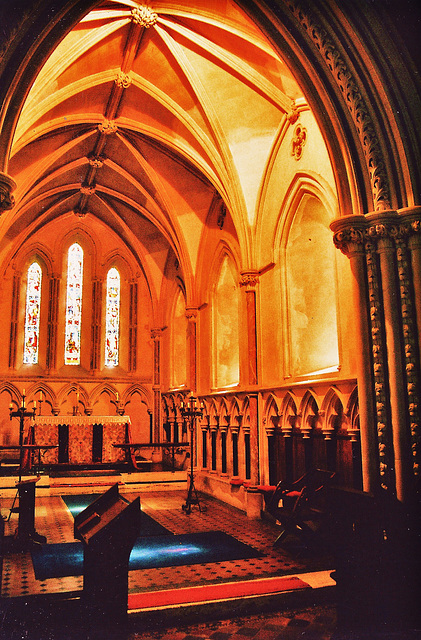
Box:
(0, 172, 16, 212)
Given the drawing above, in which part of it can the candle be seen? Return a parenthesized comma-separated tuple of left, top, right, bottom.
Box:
(116, 392, 119, 401)
(39, 391, 43, 401)
(33, 401, 37, 409)
(22, 389, 26, 397)
(9, 402, 13, 410)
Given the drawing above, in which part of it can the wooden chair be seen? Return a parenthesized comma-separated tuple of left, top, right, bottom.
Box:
(265, 468, 336, 547)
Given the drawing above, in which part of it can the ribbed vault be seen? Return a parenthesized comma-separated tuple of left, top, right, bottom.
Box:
(4, 0, 305, 305)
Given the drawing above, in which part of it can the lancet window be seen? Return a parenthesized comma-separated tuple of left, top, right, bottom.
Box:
(65, 243, 83, 365)
(104, 267, 120, 367)
(23, 262, 42, 364)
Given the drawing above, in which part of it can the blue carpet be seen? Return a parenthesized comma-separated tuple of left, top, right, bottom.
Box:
(31, 531, 263, 580)
(61, 494, 170, 537)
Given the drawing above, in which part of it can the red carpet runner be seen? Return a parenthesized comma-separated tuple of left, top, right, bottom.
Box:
(128, 575, 310, 610)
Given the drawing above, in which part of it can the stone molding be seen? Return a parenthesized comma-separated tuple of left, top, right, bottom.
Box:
(285, 0, 390, 211)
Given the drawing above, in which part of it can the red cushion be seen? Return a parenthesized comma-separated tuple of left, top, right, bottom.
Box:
(256, 485, 277, 493)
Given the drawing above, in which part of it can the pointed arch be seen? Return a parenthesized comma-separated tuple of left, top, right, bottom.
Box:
(104, 266, 121, 367)
(23, 261, 42, 364)
(276, 178, 340, 378)
(212, 250, 240, 389)
(171, 287, 188, 389)
(64, 242, 84, 365)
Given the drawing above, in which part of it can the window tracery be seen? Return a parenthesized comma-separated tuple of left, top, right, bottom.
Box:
(65, 243, 83, 365)
(23, 262, 42, 364)
(105, 267, 120, 367)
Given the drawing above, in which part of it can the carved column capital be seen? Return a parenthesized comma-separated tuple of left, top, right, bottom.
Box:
(0, 172, 16, 211)
(331, 215, 367, 256)
(185, 307, 198, 322)
(240, 271, 259, 290)
(150, 327, 163, 341)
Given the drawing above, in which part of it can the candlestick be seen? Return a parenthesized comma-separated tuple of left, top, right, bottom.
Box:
(180, 395, 205, 514)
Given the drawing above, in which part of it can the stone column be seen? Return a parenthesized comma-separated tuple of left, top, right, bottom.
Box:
(129, 281, 138, 372)
(46, 275, 60, 372)
(367, 214, 412, 502)
(8, 271, 20, 369)
(396, 208, 421, 493)
(399, 207, 421, 361)
(151, 328, 162, 462)
(90, 278, 102, 372)
(245, 393, 262, 518)
(331, 216, 379, 494)
(332, 210, 421, 503)
(185, 307, 198, 391)
(240, 272, 259, 385)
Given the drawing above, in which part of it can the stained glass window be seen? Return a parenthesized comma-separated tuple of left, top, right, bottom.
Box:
(23, 262, 42, 364)
(65, 243, 83, 365)
(105, 267, 120, 366)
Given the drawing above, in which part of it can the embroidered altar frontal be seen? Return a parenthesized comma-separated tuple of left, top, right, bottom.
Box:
(33, 416, 130, 465)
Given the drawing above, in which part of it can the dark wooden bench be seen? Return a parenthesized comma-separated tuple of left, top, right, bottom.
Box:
(265, 468, 336, 547)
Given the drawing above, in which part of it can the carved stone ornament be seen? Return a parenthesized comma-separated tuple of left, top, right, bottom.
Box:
(150, 327, 163, 340)
(80, 184, 96, 196)
(88, 155, 105, 168)
(98, 120, 118, 135)
(185, 308, 198, 322)
(291, 124, 307, 160)
(287, 107, 299, 125)
(73, 206, 86, 218)
(240, 272, 259, 289)
(131, 6, 158, 28)
(284, 0, 390, 210)
(332, 226, 365, 255)
(0, 172, 16, 211)
(115, 71, 132, 89)
(217, 203, 227, 229)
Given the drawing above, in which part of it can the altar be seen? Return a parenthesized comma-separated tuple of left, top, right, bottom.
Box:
(33, 416, 131, 466)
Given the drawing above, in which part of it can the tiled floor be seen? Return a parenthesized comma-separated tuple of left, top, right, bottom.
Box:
(1, 485, 333, 599)
(0, 477, 339, 639)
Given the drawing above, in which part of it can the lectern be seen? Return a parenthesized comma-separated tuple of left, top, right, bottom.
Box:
(74, 483, 141, 625)
(16, 477, 46, 545)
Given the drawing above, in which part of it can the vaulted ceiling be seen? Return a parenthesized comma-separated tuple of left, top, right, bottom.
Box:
(5, 0, 305, 299)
